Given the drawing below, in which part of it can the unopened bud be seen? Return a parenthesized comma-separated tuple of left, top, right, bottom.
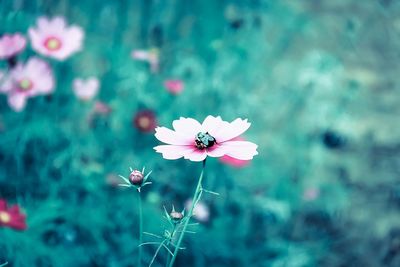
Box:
(169, 211, 184, 223)
(129, 170, 144, 186)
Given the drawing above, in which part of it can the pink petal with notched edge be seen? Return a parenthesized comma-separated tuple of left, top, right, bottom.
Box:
(220, 140, 258, 160)
(201, 115, 224, 136)
(172, 117, 202, 137)
(213, 118, 251, 142)
(206, 144, 227, 158)
(154, 145, 194, 160)
(50, 17, 66, 32)
(155, 127, 193, 145)
(183, 149, 207, 162)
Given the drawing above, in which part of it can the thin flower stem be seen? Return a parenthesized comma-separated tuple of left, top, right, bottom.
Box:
(166, 224, 177, 266)
(168, 160, 206, 267)
(149, 240, 166, 267)
(138, 192, 143, 267)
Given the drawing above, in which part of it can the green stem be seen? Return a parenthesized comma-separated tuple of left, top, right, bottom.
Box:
(149, 240, 166, 267)
(166, 224, 177, 266)
(168, 160, 206, 267)
(138, 192, 143, 267)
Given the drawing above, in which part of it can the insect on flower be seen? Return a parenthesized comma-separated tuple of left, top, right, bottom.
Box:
(154, 116, 258, 162)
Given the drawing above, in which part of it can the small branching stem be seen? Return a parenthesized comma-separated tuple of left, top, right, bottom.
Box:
(168, 159, 206, 267)
(149, 240, 166, 267)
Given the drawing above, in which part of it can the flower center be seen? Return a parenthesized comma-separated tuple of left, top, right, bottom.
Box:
(44, 37, 62, 51)
(0, 211, 10, 223)
(19, 78, 33, 91)
(195, 132, 216, 149)
(138, 117, 150, 129)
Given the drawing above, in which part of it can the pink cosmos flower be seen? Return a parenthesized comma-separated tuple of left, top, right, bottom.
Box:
(164, 79, 184, 95)
(3, 57, 54, 112)
(154, 116, 258, 162)
(0, 33, 27, 59)
(133, 110, 157, 133)
(73, 77, 99, 101)
(29, 16, 84, 61)
(131, 48, 159, 73)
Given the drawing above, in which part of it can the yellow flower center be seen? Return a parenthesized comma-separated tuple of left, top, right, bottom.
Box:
(19, 78, 33, 91)
(0, 211, 10, 223)
(44, 37, 62, 51)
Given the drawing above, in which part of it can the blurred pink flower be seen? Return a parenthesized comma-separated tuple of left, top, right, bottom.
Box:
(133, 110, 157, 133)
(0, 33, 27, 59)
(0, 71, 13, 93)
(164, 79, 184, 95)
(29, 16, 84, 61)
(154, 116, 258, 162)
(131, 48, 159, 73)
(73, 77, 99, 101)
(185, 199, 210, 223)
(303, 187, 320, 201)
(3, 57, 54, 112)
(93, 101, 111, 114)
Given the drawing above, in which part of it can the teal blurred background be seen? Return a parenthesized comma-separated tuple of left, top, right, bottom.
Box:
(1, 0, 400, 266)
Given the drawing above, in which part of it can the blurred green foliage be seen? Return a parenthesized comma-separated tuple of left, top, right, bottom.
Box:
(1, 0, 400, 266)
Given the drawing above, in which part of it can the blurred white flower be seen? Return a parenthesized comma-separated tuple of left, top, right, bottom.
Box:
(131, 48, 159, 73)
(185, 199, 209, 223)
(73, 77, 99, 101)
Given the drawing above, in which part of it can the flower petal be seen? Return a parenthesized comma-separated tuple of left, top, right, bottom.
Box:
(220, 140, 258, 160)
(154, 145, 194, 160)
(155, 127, 193, 145)
(8, 93, 27, 112)
(172, 117, 201, 137)
(201, 115, 225, 135)
(206, 144, 227, 158)
(0, 199, 6, 210)
(212, 118, 251, 142)
(183, 149, 207, 162)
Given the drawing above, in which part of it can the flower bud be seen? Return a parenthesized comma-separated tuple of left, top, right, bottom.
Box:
(129, 170, 144, 186)
(169, 211, 184, 223)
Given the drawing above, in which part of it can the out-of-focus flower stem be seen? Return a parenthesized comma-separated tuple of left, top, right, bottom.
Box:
(168, 160, 206, 267)
(138, 192, 143, 267)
